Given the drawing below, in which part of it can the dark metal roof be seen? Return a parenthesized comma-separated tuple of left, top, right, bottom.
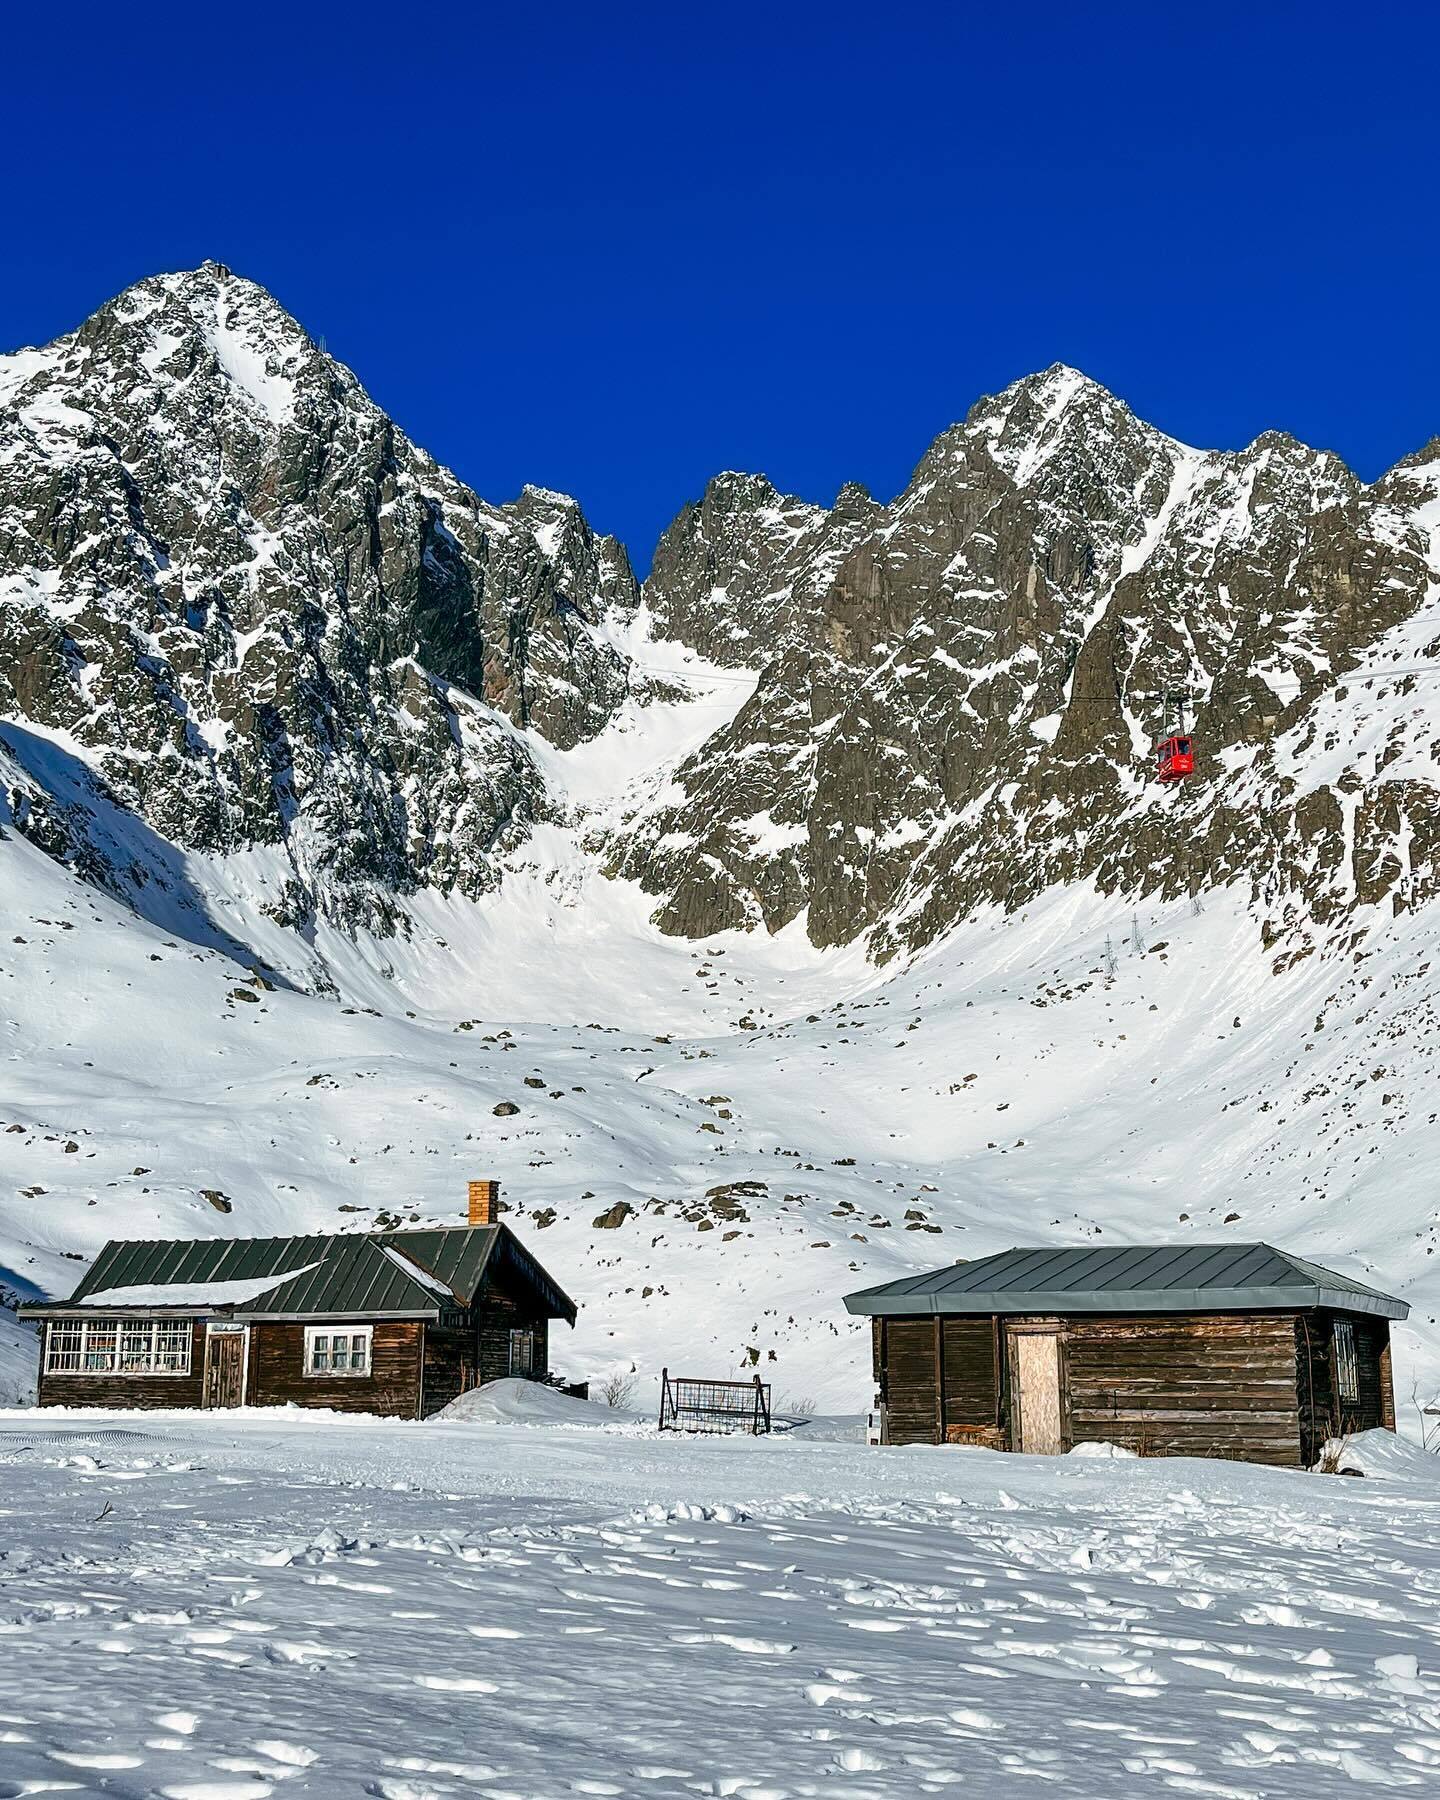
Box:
(21, 1225, 577, 1325)
(844, 1243, 1408, 1321)
(387, 1228, 578, 1325)
(67, 1234, 349, 1304)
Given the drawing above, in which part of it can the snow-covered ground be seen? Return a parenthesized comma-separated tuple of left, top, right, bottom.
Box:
(2, 1395, 1439, 1797)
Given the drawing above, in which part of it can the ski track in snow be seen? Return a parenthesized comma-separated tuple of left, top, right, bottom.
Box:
(2, 1412, 1440, 1797)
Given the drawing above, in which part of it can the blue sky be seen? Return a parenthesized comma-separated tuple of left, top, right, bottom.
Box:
(5, 2, 1436, 569)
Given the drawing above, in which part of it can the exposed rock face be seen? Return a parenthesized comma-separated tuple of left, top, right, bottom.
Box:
(644, 472, 880, 665)
(0, 263, 637, 930)
(623, 367, 1440, 955)
(5, 269, 1439, 964)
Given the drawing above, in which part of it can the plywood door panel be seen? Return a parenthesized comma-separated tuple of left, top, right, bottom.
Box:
(1010, 1329, 1063, 1455)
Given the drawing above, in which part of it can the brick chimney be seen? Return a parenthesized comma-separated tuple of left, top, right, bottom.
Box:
(468, 1179, 500, 1228)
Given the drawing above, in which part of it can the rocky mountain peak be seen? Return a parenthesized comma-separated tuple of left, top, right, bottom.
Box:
(0, 266, 638, 935)
(641, 469, 848, 667)
(70, 262, 322, 431)
(6, 269, 1440, 977)
(618, 370, 1440, 958)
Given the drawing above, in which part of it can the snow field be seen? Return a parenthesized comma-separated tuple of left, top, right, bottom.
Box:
(1, 1411, 1439, 1797)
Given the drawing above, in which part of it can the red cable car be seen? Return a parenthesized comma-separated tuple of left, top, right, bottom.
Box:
(1155, 734, 1194, 784)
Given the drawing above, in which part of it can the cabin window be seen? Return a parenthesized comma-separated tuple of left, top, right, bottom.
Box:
(508, 1328, 536, 1376)
(44, 1317, 192, 1376)
(1333, 1319, 1359, 1403)
(304, 1326, 372, 1376)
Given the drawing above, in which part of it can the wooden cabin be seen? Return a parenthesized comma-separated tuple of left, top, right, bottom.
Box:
(845, 1243, 1407, 1466)
(19, 1181, 577, 1418)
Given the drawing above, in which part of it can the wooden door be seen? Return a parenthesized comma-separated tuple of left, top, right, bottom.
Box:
(203, 1329, 246, 1408)
(1008, 1328, 1064, 1454)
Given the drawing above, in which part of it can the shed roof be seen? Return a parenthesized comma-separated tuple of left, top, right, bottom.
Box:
(843, 1243, 1408, 1321)
(21, 1224, 577, 1326)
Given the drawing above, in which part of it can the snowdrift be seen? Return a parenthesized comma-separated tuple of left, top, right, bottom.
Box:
(1331, 1428, 1440, 1481)
(432, 1377, 643, 1429)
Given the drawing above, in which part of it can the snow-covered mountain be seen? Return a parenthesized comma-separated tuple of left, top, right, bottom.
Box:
(625, 367, 1440, 956)
(0, 262, 638, 935)
(4, 267, 1440, 1417)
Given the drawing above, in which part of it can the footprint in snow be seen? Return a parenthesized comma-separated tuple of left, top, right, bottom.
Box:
(158, 1782, 273, 1800)
(49, 1752, 146, 1769)
(833, 1746, 888, 1771)
(670, 1631, 796, 1654)
(383, 1756, 502, 1781)
(253, 1741, 318, 1769)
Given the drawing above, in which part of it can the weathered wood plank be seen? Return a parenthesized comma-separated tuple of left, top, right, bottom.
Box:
(476, 1268, 551, 1384)
(1064, 1311, 1302, 1465)
(249, 1321, 423, 1418)
(421, 1324, 474, 1418)
(882, 1318, 939, 1445)
(1295, 1311, 1394, 1462)
(941, 1317, 997, 1437)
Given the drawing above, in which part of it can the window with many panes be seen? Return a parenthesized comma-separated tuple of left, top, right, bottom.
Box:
(1333, 1319, 1359, 1403)
(508, 1328, 536, 1376)
(44, 1317, 192, 1376)
(304, 1326, 372, 1376)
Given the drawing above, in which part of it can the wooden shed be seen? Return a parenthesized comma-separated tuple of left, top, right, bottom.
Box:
(19, 1181, 577, 1418)
(844, 1243, 1407, 1466)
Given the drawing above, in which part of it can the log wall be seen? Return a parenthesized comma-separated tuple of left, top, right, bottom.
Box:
(476, 1276, 550, 1385)
(874, 1316, 1002, 1447)
(33, 1278, 566, 1419)
(875, 1317, 936, 1445)
(1063, 1312, 1302, 1465)
(36, 1319, 207, 1410)
(871, 1308, 1383, 1466)
(421, 1325, 473, 1418)
(1295, 1311, 1394, 1464)
(247, 1321, 423, 1418)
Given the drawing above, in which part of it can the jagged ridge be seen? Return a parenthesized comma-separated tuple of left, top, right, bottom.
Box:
(623, 365, 1440, 959)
